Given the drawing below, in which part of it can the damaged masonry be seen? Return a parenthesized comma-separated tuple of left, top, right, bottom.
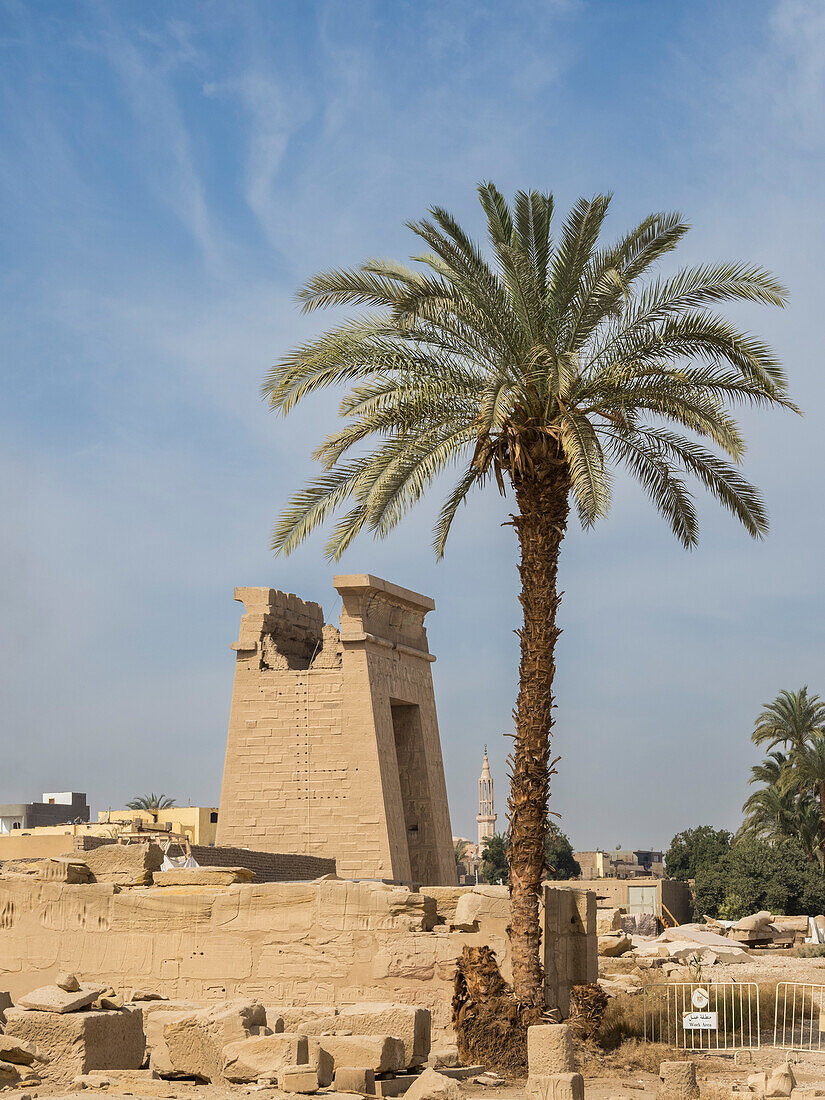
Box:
(0, 575, 596, 1096)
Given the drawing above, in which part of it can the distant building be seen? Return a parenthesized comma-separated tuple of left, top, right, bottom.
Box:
(476, 747, 497, 848)
(97, 806, 219, 846)
(574, 847, 664, 879)
(0, 792, 89, 834)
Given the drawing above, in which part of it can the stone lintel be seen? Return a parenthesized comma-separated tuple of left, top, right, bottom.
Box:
(333, 574, 435, 613)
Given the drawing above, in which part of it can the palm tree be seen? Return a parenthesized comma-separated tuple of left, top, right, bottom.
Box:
(784, 737, 825, 863)
(751, 687, 825, 754)
(741, 779, 799, 842)
(264, 184, 792, 1005)
(126, 793, 176, 812)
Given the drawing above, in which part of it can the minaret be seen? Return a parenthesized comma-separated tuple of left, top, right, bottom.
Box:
(477, 746, 497, 847)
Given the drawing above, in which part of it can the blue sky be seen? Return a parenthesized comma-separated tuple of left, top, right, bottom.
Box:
(1, 0, 823, 849)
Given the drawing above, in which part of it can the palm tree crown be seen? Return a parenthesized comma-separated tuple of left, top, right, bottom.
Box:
(126, 793, 177, 812)
(752, 687, 825, 753)
(266, 184, 793, 560)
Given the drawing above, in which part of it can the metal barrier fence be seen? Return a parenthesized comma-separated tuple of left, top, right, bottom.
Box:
(774, 983, 825, 1050)
(643, 983, 761, 1050)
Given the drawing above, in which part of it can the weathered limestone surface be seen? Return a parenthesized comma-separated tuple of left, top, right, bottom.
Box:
(543, 888, 598, 1017)
(404, 1067, 461, 1100)
(337, 1002, 430, 1067)
(3, 1007, 145, 1085)
(317, 1035, 405, 1075)
(216, 576, 457, 885)
(527, 1073, 585, 1100)
(153, 868, 255, 887)
(83, 844, 163, 886)
(334, 1066, 376, 1095)
(0, 877, 595, 1032)
(281, 1065, 320, 1093)
(18, 982, 106, 1012)
(222, 1033, 309, 1083)
(0, 1033, 47, 1065)
(452, 887, 509, 927)
(527, 1024, 575, 1076)
(307, 1039, 335, 1087)
(267, 1006, 339, 1034)
(150, 1000, 267, 1080)
(657, 1061, 699, 1100)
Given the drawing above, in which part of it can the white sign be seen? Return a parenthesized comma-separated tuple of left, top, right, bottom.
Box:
(683, 1011, 717, 1030)
(691, 988, 710, 1009)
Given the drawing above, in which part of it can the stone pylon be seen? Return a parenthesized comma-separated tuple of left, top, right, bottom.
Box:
(216, 574, 457, 885)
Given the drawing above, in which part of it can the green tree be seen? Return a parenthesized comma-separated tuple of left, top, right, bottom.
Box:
(696, 836, 825, 919)
(664, 826, 732, 882)
(743, 690, 825, 865)
(752, 687, 825, 754)
(264, 185, 792, 1004)
(480, 833, 509, 885)
(545, 828, 580, 880)
(126, 793, 176, 812)
(455, 838, 470, 867)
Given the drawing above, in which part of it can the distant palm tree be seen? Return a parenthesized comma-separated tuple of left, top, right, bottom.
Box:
(752, 688, 825, 754)
(744, 690, 825, 867)
(454, 839, 470, 866)
(741, 779, 799, 842)
(265, 184, 792, 1005)
(126, 793, 176, 812)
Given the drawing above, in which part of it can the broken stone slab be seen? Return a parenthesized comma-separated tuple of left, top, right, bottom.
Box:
(659, 925, 747, 951)
(222, 1033, 310, 1084)
(152, 867, 256, 887)
(334, 1067, 377, 1095)
(38, 858, 92, 884)
(337, 1003, 431, 1068)
(452, 888, 509, 927)
(748, 1072, 767, 1096)
(598, 933, 633, 957)
(3, 1007, 145, 1086)
(403, 1068, 461, 1100)
(596, 908, 625, 935)
(735, 911, 773, 932)
(128, 990, 168, 1002)
(662, 938, 748, 964)
(307, 1039, 334, 1088)
(82, 841, 163, 886)
(280, 1065, 320, 1093)
(318, 1035, 406, 1076)
(527, 1024, 575, 1076)
(375, 1074, 419, 1096)
(17, 982, 107, 1013)
(766, 1063, 796, 1098)
(427, 1048, 460, 1069)
(434, 1065, 485, 1079)
(0, 1034, 49, 1065)
(153, 1001, 268, 1081)
(266, 1005, 338, 1035)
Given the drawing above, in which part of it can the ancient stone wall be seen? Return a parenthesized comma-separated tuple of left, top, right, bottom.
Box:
(217, 575, 456, 885)
(0, 879, 595, 1033)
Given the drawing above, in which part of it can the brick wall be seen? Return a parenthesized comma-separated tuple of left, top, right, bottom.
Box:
(169, 843, 335, 882)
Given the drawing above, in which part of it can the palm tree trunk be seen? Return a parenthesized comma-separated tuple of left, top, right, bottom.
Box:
(509, 461, 569, 1006)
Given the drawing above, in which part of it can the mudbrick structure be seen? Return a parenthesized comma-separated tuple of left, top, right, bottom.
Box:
(217, 574, 457, 885)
